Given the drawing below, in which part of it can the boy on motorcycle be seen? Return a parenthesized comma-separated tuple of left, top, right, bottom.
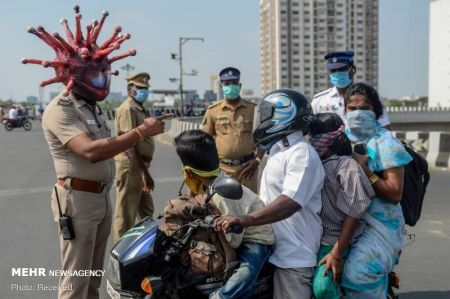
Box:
(174, 130, 275, 299)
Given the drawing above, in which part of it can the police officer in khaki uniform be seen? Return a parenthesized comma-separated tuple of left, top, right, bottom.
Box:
(42, 91, 167, 299)
(113, 72, 158, 242)
(202, 67, 263, 193)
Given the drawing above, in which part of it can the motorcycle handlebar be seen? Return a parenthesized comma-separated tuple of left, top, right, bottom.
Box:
(227, 223, 244, 234)
(202, 216, 243, 234)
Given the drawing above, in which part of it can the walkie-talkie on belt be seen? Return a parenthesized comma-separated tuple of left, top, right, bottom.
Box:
(54, 186, 75, 240)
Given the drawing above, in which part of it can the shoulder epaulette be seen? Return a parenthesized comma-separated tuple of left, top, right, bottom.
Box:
(313, 88, 332, 99)
(207, 100, 223, 110)
(57, 97, 72, 106)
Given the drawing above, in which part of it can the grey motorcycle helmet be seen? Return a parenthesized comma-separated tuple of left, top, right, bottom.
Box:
(252, 89, 312, 149)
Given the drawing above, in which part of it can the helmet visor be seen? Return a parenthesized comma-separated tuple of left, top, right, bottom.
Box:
(253, 101, 275, 133)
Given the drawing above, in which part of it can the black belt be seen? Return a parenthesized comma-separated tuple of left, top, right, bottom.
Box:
(220, 153, 255, 166)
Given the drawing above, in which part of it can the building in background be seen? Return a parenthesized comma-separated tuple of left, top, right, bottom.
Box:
(211, 75, 224, 100)
(26, 96, 38, 105)
(260, 0, 379, 99)
(428, 0, 450, 107)
(204, 90, 217, 104)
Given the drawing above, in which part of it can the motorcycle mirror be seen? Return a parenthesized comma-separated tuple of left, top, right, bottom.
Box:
(206, 172, 243, 203)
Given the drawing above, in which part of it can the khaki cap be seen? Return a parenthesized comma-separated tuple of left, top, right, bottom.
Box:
(126, 72, 151, 88)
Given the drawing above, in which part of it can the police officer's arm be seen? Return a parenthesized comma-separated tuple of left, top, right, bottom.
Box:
(125, 145, 154, 192)
(201, 109, 215, 136)
(67, 117, 166, 163)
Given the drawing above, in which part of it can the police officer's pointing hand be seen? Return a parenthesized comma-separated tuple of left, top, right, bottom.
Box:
(138, 114, 173, 137)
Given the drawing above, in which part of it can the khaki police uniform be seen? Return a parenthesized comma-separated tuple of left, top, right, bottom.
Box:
(113, 73, 155, 242)
(42, 93, 114, 299)
(202, 98, 258, 192)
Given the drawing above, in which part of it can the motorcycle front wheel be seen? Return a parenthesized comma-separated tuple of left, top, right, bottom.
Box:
(4, 122, 13, 131)
(23, 121, 32, 131)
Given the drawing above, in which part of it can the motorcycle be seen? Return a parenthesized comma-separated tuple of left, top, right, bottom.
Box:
(3, 116, 32, 131)
(106, 173, 274, 299)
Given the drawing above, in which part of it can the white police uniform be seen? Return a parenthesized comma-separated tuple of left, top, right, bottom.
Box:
(312, 86, 391, 127)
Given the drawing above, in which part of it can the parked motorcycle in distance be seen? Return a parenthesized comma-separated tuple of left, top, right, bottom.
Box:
(3, 116, 32, 131)
(106, 173, 274, 299)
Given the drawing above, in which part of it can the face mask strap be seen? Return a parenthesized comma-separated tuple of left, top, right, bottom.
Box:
(178, 181, 185, 197)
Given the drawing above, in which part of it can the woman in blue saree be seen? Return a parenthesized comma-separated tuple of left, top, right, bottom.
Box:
(341, 83, 412, 298)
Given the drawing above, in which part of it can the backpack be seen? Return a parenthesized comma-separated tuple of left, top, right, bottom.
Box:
(400, 142, 430, 226)
(158, 195, 237, 276)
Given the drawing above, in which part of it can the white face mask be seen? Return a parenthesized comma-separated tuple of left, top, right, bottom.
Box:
(346, 110, 378, 142)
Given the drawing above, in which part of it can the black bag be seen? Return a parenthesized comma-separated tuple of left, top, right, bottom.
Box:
(400, 142, 430, 226)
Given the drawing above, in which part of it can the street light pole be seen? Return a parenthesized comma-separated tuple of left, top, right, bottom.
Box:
(179, 37, 184, 117)
(177, 37, 204, 117)
(121, 63, 135, 78)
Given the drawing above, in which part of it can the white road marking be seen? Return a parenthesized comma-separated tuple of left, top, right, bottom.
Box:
(0, 176, 182, 198)
(428, 230, 450, 239)
(425, 220, 444, 225)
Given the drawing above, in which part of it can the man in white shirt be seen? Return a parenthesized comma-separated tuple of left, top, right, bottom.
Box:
(312, 51, 391, 129)
(215, 89, 325, 298)
(8, 106, 18, 120)
(8, 106, 18, 125)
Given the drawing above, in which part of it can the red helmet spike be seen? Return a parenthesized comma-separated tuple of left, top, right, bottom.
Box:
(36, 26, 64, 52)
(28, 27, 58, 52)
(59, 19, 75, 44)
(99, 26, 122, 50)
(40, 76, 66, 87)
(41, 60, 67, 68)
(80, 47, 90, 61)
(108, 49, 137, 64)
(91, 11, 109, 45)
(94, 43, 119, 60)
(63, 78, 74, 96)
(53, 32, 75, 54)
(113, 33, 131, 46)
(75, 14, 84, 45)
(24, 5, 136, 101)
(91, 20, 98, 31)
(21, 58, 44, 65)
(85, 24, 93, 47)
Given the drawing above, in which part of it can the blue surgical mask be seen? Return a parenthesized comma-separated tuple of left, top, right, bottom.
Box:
(346, 110, 377, 142)
(134, 89, 149, 103)
(90, 73, 106, 88)
(223, 84, 241, 100)
(330, 71, 352, 89)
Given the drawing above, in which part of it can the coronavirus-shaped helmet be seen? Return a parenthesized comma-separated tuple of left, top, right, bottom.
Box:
(22, 5, 136, 101)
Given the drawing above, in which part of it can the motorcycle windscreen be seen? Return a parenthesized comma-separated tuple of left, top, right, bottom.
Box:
(112, 216, 158, 263)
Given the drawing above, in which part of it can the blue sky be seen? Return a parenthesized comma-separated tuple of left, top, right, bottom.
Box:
(0, 0, 428, 102)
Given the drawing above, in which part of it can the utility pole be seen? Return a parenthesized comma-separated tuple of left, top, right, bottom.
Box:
(172, 37, 204, 117)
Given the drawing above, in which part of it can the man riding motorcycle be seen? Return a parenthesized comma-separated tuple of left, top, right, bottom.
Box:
(8, 106, 19, 124)
(172, 129, 275, 299)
